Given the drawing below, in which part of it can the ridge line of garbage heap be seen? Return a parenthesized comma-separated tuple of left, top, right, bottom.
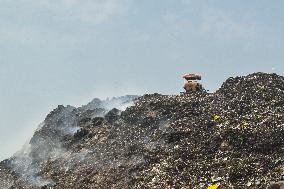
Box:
(1, 72, 284, 189)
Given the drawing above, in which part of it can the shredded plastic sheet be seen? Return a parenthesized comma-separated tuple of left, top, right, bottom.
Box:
(207, 183, 220, 189)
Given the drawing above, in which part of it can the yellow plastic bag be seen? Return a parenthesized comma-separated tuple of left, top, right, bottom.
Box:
(243, 121, 250, 128)
(207, 183, 220, 189)
(213, 115, 221, 121)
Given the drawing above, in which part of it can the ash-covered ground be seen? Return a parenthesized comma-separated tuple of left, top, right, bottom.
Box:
(1, 72, 284, 189)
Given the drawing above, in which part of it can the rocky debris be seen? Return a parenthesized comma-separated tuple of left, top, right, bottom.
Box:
(105, 108, 121, 124)
(268, 181, 284, 189)
(0, 160, 15, 189)
(1, 73, 284, 189)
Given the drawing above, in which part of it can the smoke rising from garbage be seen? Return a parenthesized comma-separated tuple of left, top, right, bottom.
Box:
(2, 73, 284, 188)
(5, 95, 138, 188)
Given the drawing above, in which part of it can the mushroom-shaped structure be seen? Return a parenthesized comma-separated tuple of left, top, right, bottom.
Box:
(182, 73, 203, 93)
(182, 73, 201, 81)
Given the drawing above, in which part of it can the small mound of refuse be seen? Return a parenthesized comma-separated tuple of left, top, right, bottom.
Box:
(1, 72, 284, 189)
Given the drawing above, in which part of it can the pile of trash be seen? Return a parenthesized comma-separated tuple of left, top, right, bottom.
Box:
(1, 72, 284, 189)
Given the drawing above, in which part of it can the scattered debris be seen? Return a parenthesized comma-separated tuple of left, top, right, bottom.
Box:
(1, 73, 284, 188)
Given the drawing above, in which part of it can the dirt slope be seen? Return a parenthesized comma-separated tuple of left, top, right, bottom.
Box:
(1, 73, 284, 189)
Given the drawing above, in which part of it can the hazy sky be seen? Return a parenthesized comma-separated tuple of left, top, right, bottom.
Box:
(0, 0, 283, 160)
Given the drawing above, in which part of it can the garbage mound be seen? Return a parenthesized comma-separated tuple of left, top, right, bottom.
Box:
(1, 73, 284, 189)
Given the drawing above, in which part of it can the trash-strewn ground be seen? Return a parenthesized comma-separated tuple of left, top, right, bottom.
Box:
(1, 72, 284, 189)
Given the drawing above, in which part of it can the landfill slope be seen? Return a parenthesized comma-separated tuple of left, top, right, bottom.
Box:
(1, 72, 284, 189)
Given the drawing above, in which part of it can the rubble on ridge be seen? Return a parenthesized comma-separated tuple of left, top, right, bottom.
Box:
(1, 73, 284, 189)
